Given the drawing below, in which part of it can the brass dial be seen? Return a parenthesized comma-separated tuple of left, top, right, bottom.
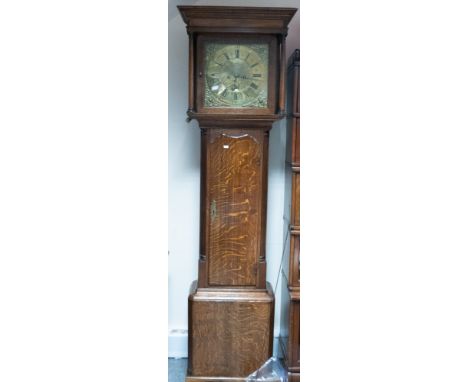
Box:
(204, 43, 269, 108)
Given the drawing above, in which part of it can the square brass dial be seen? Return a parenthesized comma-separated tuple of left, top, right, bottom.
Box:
(204, 42, 269, 108)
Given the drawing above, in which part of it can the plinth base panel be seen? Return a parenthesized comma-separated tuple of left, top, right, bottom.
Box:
(186, 281, 274, 379)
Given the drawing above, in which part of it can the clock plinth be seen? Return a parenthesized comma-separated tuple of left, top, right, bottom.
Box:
(187, 281, 274, 380)
(177, 5, 297, 381)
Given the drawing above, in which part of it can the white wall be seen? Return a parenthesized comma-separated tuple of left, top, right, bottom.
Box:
(168, 0, 300, 357)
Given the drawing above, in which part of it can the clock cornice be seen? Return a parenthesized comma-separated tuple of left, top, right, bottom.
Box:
(177, 6, 297, 34)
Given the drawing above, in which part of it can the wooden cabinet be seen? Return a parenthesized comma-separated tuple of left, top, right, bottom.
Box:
(280, 49, 300, 381)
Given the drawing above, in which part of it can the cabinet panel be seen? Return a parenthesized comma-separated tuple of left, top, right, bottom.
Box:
(289, 299, 300, 369)
(189, 286, 274, 377)
(293, 118, 300, 165)
(289, 233, 300, 287)
(291, 172, 300, 228)
(206, 129, 265, 286)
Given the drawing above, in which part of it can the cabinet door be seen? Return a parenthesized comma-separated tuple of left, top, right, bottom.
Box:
(206, 129, 266, 286)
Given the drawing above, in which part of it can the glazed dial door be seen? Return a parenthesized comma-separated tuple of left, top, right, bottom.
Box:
(204, 43, 269, 108)
(205, 129, 265, 286)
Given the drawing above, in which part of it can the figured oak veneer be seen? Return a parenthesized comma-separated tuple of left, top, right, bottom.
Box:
(188, 282, 274, 378)
(198, 127, 269, 290)
(205, 129, 265, 286)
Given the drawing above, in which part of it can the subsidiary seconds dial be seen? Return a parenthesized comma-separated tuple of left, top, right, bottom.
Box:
(204, 43, 269, 108)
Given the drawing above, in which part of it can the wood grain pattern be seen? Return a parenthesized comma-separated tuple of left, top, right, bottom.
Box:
(178, 6, 296, 34)
(187, 283, 274, 378)
(289, 232, 300, 288)
(205, 129, 265, 287)
(287, 373, 300, 382)
(289, 299, 300, 369)
(292, 117, 300, 166)
(291, 172, 300, 228)
(280, 49, 300, 380)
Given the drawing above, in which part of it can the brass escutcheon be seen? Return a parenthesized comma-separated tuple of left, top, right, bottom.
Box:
(210, 200, 217, 221)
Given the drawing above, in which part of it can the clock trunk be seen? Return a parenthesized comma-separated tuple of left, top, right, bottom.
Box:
(199, 128, 268, 288)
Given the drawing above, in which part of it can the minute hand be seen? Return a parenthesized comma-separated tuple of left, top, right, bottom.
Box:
(238, 75, 261, 80)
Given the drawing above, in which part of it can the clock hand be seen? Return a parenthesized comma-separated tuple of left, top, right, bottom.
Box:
(233, 77, 240, 91)
(216, 84, 227, 95)
(239, 75, 261, 81)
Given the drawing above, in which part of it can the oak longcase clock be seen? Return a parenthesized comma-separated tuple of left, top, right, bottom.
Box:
(177, 6, 297, 382)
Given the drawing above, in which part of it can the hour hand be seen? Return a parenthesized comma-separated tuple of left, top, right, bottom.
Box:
(239, 75, 260, 81)
(216, 84, 227, 95)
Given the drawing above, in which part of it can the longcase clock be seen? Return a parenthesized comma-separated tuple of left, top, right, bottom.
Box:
(177, 6, 297, 381)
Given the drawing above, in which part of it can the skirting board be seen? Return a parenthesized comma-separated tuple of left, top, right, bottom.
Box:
(168, 331, 280, 359)
(168, 330, 188, 358)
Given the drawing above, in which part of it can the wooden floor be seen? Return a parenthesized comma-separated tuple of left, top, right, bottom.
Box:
(168, 358, 187, 382)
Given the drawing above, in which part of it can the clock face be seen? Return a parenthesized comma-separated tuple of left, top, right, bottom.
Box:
(204, 43, 269, 108)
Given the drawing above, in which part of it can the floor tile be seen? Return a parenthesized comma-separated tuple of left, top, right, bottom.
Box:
(168, 358, 187, 382)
